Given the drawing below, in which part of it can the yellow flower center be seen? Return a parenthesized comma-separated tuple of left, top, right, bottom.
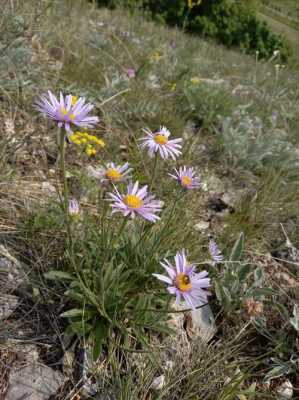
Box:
(60, 107, 76, 120)
(71, 96, 78, 106)
(154, 134, 168, 145)
(181, 175, 192, 187)
(106, 168, 122, 181)
(60, 107, 68, 115)
(176, 273, 192, 292)
(123, 194, 143, 209)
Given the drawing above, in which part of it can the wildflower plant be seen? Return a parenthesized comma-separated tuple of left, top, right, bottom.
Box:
(36, 88, 247, 363)
(213, 233, 271, 314)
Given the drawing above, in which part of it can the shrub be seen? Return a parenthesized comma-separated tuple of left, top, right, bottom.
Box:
(95, 0, 291, 61)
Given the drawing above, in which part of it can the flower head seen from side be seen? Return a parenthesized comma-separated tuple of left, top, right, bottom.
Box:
(108, 181, 163, 222)
(140, 126, 182, 160)
(88, 162, 132, 184)
(209, 239, 223, 265)
(126, 68, 136, 79)
(169, 166, 201, 190)
(153, 250, 211, 310)
(35, 91, 99, 132)
(68, 198, 80, 217)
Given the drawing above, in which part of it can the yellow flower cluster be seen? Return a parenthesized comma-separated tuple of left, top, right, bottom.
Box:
(69, 132, 105, 157)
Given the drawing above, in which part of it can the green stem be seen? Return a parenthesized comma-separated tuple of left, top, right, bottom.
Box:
(149, 153, 158, 191)
(111, 217, 129, 250)
(147, 190, 185, 257)
(58, 129, 72, 248)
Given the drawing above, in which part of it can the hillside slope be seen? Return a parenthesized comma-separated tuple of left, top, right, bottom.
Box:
(1, 1, 298, 399)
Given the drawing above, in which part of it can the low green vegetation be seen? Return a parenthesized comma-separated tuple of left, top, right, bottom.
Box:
(97, 0, 292, 61)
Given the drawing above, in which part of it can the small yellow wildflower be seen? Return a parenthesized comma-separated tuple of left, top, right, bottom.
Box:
(168, 82, 177, 92)
(190, 77, 201, 85)
(94, 138, 105, 147)
(150, 51, 162, 62)
(86, 145, 96, 157)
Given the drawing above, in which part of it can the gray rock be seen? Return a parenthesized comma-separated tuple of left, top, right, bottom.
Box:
(189, 304, 216, 342)
(0, 245, 26, 293)
(5, 363, 64, 400)
(202, 175, 225, 194)
(0, 294, 19, 321)
(277, 380, 293, 399)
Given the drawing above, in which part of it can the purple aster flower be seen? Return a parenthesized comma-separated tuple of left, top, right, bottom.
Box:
(169, 166, 201, 190)
(153, 250, 211, 310)
(87, 162, 132, 184)
(68, 198, 80, 216)
(209, 239, 223, 265)
(108, 181, 163, 222)
(140, 126, 182, 160)
(126, 68, 136, 79)
(35, 91, 99, 132)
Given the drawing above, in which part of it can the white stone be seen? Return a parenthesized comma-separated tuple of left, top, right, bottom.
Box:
(277, 380, 293, 399)
(5, 364, 64, 400)
(189, 304, 216, 342)
(0, 294, 19, 320)
(194, 221, 210, 231)
(150, 375, 165, 390)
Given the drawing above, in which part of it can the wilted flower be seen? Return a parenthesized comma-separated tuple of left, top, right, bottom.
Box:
(108, 181, 163, 222)
(126, 68, 136, 79)
(271, 111, 278, 125)
(209, 239, 223, 265)
(187, 0, 202, 9)
(88, 162, 132, 184)
(153, 250, 210, 310)
(243, 297, 263, 320)
(169, 166, 201, 190)
(68, 198, 80, 216)
(140, 126, 182, 160)
(35, 91, 99, 132)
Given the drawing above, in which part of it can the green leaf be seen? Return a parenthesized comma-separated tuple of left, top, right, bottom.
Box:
(263, 359, 294, 384)
(60, 308, 89, 318)
(67, 321, 92, 336)
(214, 279, 223, 303)
(92, 321, 109, 361)
(44, 270, 74, 281)
(250, 287, 276, 297)
(230, 232, 244, 262)
(238, 263, 251, 282)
